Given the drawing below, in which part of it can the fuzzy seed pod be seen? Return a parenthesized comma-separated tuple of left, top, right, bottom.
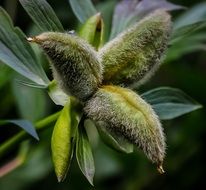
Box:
(28, 32, 102, 101)
(84, 85, 165, 169)
(99, 10, 172, 87)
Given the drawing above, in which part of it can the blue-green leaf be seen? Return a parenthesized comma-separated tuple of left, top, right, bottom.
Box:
(173, 2, 206, 30)
(19, 0, 64, 32)
(0, 120, 39, 140)
(0, 8, 49, 86)
(12, 79, 47, 122)
(110, 0, 183, 40)
(142, 87, 202, 120)
(68, 0, 97, 23)
(76, 120, 95, 186)
(166, 33, 206, 62)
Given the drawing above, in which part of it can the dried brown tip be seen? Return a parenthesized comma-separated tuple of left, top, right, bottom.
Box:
(157, 164, 165, 174)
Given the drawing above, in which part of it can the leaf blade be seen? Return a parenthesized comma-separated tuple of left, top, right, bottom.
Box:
(0, 120, 39, 140)
(79, 13, 105, 49)
(96, 121, 133, 154)
(142, 87, 202, 120)
(0, 8, 49, 86)
(19, 0, 64, 32)
(76, 120, 95, 186)
(51, 100, 73, 182)
(68, 0, 97, 23)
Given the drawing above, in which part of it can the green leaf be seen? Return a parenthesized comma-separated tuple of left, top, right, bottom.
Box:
(0, 63, 12, 89)
(79, 13, 104, 49)
(171, 3, 206, 44)
(12, 79, 47, 122)
(76, 119, 95, 186)
(96, 121, 133, 154)
(96, 1, 116, 42)
(141, 87, 202, 120)
(48, 80, 68, 106)
(0, 8, 49, 86)
(50, 100, 80, 182)
(19, 0, 64, 32)
(68, 0, 97, 23)
(166, 33, 206, 62)
(0, 120, 39, 140)
(173, 2, 206, 30)
(51, 100, 74, 182)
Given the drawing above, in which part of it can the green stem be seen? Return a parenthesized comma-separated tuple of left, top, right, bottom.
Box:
(0, 112, 60, 158)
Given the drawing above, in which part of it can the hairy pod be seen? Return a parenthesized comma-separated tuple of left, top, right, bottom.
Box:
(84, 85, 165, 170)
(28, 32, 102, 101)
(99, 10, 172, 87)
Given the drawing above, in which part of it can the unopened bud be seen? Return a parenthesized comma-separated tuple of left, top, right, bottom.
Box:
(84, 85, 165, 165)
(99, 10, 171, 87)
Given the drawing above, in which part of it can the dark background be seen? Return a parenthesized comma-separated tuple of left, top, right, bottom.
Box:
(0, 0, 206, 190)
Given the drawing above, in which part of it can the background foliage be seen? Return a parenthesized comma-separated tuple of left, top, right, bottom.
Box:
(0, 0, 206, 190)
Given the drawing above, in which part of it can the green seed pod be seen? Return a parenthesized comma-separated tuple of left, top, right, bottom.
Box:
(99, 10, 172, 87)
(84, 85, 165, 170)
(28, 32, 102, 101)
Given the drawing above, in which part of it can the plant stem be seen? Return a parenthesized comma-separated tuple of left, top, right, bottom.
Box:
(0, 112, 60, 158)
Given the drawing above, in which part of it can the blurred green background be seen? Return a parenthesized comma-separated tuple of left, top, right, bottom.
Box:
(0, 0, 206, 190)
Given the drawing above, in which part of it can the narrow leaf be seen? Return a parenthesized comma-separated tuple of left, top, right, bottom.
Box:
(173, 2, 206, 30)
(171, 22, 206, 44)
(48, 80, 68, 106)
(19, 0, 64, 32)
(142, 87, 202, 120)
(51, 100, 74, 182)
(110, 0, 183, 40)
(96, 121, 133, 154)
(0, 120, 39, 140)
(12, 79, 47, 122)
(0, 8, 49, 86)
(76, 120, 95, 186)
(68, 0, 97, 23)
(79, 13, 104, 49)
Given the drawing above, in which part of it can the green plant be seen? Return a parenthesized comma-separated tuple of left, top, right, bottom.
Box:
(0, 0, 204, 186)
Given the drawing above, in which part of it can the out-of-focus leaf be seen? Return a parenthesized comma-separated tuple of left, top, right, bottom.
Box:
(68, 0, 97, 23)
(19, 0, 64, 32)
(0, 120, 39, 140)
(166, 33, 206, 62)
(0, 8, 49, 86)
(0, 141, 52, 190)
(0, 63, 12, 88)
(48, 80, 68, 106)
(110, 0, 183, 40)
(15, 80, 48, 89)
(96, 121, 133, 154)
(170, 22, 206, 44)
(141, 87, 202, 120)
(173, 2, 206, 30)
(12, 79, 47, 122)
(171, 3, 206, 44)
(0, 141, 29, 177)
(76, 119, 95, 186)
(79, 13, 104, 49)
